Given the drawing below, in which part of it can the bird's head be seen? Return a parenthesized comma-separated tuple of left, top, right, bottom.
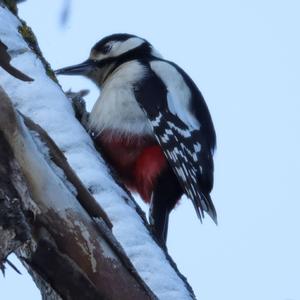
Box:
(55, 33, 161, 87)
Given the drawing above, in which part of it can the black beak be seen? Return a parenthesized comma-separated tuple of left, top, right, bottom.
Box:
(55, 59, 95, 76)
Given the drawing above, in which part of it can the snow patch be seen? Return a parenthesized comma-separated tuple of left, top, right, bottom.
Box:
(73, 220, 98, 272)
(0, 6, 194, 300)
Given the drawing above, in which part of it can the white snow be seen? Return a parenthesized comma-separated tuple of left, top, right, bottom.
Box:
(30, 130, 78, 196)
(0, 6, 193, 300)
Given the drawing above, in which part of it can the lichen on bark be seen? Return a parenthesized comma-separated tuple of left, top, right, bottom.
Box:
(1, 0, 58, 83)
(17, 21, 58, 83)
(1, 0, 17, 14)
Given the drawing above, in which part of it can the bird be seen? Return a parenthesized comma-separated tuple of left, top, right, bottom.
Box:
(55, 33, 217, 246)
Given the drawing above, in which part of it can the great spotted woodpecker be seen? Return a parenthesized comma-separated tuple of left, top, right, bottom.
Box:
(55, 33, 217, 245)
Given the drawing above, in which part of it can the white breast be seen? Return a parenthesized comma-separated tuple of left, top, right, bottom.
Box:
(89, 60, 153, 136)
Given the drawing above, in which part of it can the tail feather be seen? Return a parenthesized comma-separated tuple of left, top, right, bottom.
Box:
(200, 192, 217, 224)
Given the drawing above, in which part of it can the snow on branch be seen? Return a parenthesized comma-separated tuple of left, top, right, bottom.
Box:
(0, 86, 155, 299)
(0, 3, 196, 299)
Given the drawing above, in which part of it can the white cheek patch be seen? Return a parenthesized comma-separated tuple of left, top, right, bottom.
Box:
(90, 38, 145, 61)
(150, 61, 200, 130)
(112, 37, 145, 57)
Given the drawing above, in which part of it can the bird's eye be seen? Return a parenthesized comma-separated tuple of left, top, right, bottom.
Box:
(102, 44, 112, 54)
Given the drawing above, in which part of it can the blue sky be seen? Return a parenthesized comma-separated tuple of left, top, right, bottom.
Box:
(1, 0, 299, 299)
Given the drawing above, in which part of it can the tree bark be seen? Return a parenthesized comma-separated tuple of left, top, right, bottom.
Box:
(0, 87, 155, 300)
(0, 2, 197, 299)
(0, 131, 30, 270)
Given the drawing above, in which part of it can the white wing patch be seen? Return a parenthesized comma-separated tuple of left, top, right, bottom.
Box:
(150, 60, 200, 130)
(167, 121, 191, 138)
(151, 112, 163, 127)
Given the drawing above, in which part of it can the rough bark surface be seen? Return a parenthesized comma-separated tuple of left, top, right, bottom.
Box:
(0, 87, 156, 300)
(0, 131, 30, 268)
(0, 1, 197, 299)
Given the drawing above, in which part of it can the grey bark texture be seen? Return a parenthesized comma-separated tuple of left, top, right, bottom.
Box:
(0, 86, 156, 300)
(0, 1, 197, 299)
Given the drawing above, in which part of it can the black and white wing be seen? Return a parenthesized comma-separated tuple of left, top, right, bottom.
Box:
(134, 59, 217, 223)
